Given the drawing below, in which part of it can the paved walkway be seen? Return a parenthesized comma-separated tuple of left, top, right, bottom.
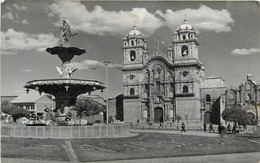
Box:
(2, 152, 260, 163)
(130, 129, 220, 137)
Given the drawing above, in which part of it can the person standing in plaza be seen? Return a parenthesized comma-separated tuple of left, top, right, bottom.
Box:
(181, 122, 186, 132)
(227, 123, 231, 134)
(203, 123, 207, 132)
(209, 123, 215, 133)
(232, 123, 237, 134)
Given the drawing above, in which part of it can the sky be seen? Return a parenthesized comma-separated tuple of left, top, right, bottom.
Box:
(1, 1, 260, 99)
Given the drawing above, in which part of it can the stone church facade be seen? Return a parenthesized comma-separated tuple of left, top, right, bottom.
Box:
(118, 19, 260, 126)
(121, 19, 207, 125)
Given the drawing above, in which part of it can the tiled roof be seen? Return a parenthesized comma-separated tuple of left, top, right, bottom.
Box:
(11, 94, 51, 103)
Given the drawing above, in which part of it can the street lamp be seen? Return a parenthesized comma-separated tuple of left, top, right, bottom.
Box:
(103, 60, 111, 123)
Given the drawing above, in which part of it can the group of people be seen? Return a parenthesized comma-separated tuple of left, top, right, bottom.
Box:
(203, 123, 215, 133)
(203, 122, 237, 134)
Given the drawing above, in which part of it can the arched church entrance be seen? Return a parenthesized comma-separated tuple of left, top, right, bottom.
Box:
(204, 111, 211, 124)
(154, 107, 163, 123)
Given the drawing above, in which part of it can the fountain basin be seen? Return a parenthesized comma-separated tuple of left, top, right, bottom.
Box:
(24, 78, 105, 111)
(1, 124, 130, 138)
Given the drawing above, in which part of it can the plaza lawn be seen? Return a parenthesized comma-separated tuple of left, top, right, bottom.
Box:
(1, 138, 70, 161)
(2, 132, 260, 162)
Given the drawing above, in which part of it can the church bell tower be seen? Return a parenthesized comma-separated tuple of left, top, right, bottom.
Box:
(172, 19, 204, 124)
(121, 26, 148, 123)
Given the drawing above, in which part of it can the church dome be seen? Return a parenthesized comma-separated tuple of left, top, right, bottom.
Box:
(128, 26, 142, 36)
(177, 19, 194, 31)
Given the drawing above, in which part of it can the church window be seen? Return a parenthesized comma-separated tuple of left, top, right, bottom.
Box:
(247, 93, 252, 101)
(181, 46, 188, 57)
(190, 34, 193, 38)
(130, 88, 135, 95)
(206, 94, 211, 102)
(183, 35, 186, 40)
(229, 94, 234, 100)
(156, 81, 161, 93)
(246, 84, 251, 91)
(183, 71, 188, 77)
(131, 40, 135, 46)
(137, 40, 140, 45)
(130, 74, 134, 80)
(183, 85, 188, 93)
(130, 50, 136, 61)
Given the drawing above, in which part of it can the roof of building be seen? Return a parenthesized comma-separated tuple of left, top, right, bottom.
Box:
(11, 94, 52, 103)
(1, 96, 18, 103)
(177, 19, 194, 31)
(128, 26, 142, 36)
(202, 77, 226, 88)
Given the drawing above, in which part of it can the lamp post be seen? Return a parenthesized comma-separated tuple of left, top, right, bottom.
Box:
(103, 60, 111, 123)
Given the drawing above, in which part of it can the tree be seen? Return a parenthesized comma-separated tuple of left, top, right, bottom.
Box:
(222, 104, 251, 126)
(1, 101, 30, 122)
(72, 96, 105, 118)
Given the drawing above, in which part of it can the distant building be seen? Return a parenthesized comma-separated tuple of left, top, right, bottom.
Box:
(200, 77, 226, 125)
(225, 74, 260, 125)
(1, 96, 18, 103)
(11, 94, 54, 119)
(108, 94, 124, 121)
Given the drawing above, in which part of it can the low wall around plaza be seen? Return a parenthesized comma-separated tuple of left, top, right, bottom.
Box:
(1, 124, 130, 139)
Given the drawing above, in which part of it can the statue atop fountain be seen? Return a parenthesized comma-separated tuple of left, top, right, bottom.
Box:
(46, 20, 85, 78)
(59, 20, 77, 47)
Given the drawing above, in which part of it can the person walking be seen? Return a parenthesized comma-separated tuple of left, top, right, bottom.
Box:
(232, 123, 237, 134)
(218, 124, 222, 134)
(209, 123, 215, 133)
(203, 123, 207, 132)
(181, 122, 186, 133)
(227, 123, 231, 134)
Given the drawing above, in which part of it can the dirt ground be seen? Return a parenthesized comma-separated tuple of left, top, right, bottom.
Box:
(2, 132, 260, 162)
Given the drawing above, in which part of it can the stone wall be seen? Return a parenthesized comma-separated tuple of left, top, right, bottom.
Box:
(1, 124, 130, 139)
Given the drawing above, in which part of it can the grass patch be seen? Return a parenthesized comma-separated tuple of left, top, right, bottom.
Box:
(2, 132, 260, 162)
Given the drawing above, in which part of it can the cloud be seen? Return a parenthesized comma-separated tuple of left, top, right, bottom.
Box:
(13, 4, 27, 11)
(2, 12, 14, 20)
(19, 69, 32, 72)
(2, 12, 29, 24)
(155, 5, 234, 33)
(48, 2, 163, 36)
(231, 48, 260, 55)
(70, 60, 122, 70)
(48, 3, 234, 36)
(1, 28, 58, 54)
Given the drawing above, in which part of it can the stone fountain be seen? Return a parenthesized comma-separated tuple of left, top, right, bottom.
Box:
(24, 20, 105, 113)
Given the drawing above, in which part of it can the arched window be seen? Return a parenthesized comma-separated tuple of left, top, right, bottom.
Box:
(181, 46, 188, 57)
(156, 81, 160, 93)
(247, 93, 252, 101)
(183, 85, 188, 93)
(130, 88, 135, 95)
(131, 40, 135, 46)
(183, 35, 186, 40)
(130, 51, 136, 61)
(206, 94, 211, 102)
